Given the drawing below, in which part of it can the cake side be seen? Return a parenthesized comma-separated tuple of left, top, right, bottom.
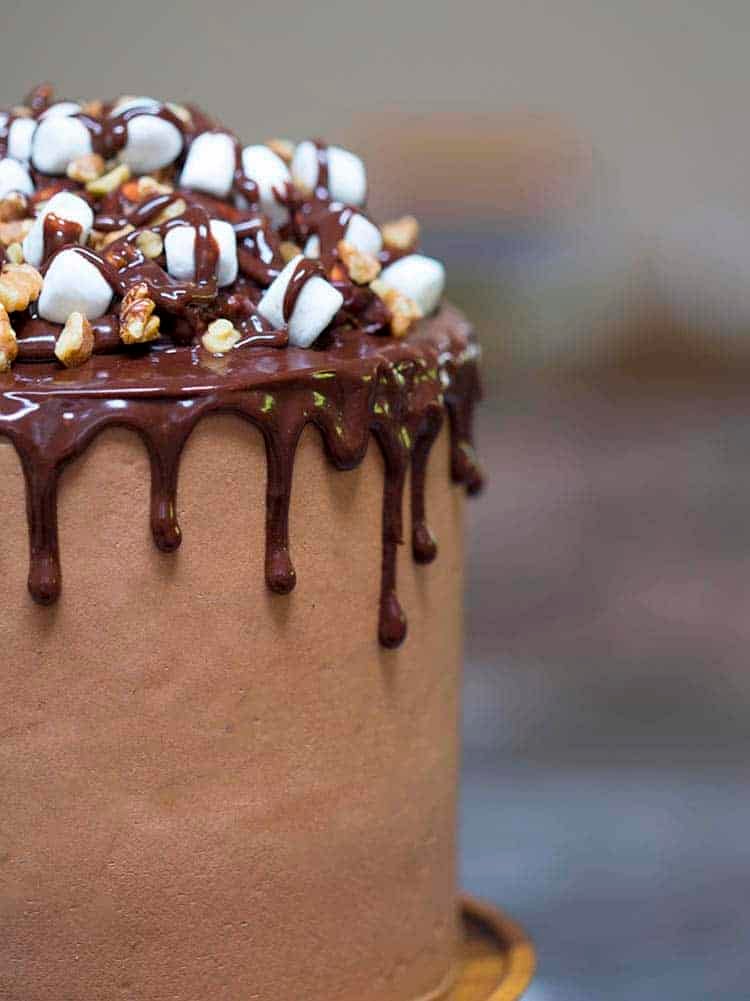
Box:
(0, 420, 463, 1001)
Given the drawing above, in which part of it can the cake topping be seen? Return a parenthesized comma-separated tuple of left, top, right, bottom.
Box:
(0, 85, 478, 650)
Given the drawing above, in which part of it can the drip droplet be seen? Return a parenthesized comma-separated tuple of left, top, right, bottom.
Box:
(28, 552, 61, 606)
(412, 521, 438, 564)
(151, 497, 182, 552)
(266, 547, 296, 595)
(379, 590, 407, 649)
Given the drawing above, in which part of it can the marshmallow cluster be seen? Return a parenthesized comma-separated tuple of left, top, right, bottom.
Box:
(258, 255, 344, 348)
(164, 219, 238, 287)
(292, 141, 367, 206)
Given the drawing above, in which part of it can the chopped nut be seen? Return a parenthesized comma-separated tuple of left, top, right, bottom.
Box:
(5, 242, 24, 265)
(0, 262, 44, 313)
(279, 240, 302, 264)
(265, 138, 294, 164)
(86, 163, 131, 197)
(202, 318, 241, 355)
(135, 230, 163, 260)
(136, 175, 173, 199)
(0, 304, 18, 372)
(152, 197, 186, 225)
(11, 105, 32, 118)
(381, 215, 420, 252)
(370, 279, 423, 338)
(0, 219, 33, 247)
(0, 192, 28, 223)
(89, 224, 135, 252)
(54, 311, 94, 368)
(80, 98, 104, 118)
(67, 153, 106, 184)
(119, 283, 161, 345)
(337, 240, 381, 285)
(166, 101, 192, 125)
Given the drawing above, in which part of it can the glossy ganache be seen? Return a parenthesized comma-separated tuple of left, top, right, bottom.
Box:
(0, 85, 482, 647)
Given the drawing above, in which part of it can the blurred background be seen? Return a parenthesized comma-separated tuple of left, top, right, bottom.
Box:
(3, 1, 749, 997)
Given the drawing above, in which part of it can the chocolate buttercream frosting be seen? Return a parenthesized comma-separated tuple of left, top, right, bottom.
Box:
(0, 85, 482, 647)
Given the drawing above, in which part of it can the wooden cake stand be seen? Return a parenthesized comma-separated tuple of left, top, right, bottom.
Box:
(454, 896, 535, 1001)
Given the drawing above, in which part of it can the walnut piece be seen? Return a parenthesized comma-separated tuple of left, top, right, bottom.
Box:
(265, 138, 294, 164)
(381, 215, 420, 252)
(54, 311, 95, 368)
(279, 241, 301, 264)
(0, 262, 44, 313)
(135, 230, 163, 260)
(0, 219, 33, 247)
(89, 224, 135, 252)
(67, 153, 106, 184)
(86, 163, 131, 197)
(119, 284, 161, 345)
(152, 198, 186, 225)
(370, 279, 423, 338)
(337, 240, 381, 285)
(0, 192, 28, 223)
(5, 242, 24, 265)
(202, 318, 241, 355)
(166, 101, 192, 125)
(0, 304, 18, 372)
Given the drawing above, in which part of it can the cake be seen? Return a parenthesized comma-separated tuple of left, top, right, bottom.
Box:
(0, 85, 482, 1001)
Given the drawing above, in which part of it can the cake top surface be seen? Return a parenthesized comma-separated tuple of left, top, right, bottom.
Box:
(0, 83, 451, 386)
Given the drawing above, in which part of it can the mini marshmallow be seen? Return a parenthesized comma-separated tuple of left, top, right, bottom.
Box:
(180, 132, 236, 198)
(119, 115, 183, 174)
(38, 249, 113, 324)
(31, 115, 92, 175)
(39, 101, 81, 119)
(164, 219, 238, 287)
(240, 144, 290, 224)
(23, 191, 94, 268)
(378, 254, 446, 316)
(258, 254, 343, 348)
(292, 141, 367, 207)
(303, 212, 381, 260)
(7, 117, 36, 163)
(112, 96, 161, 115)
(0, 158, 34, 199)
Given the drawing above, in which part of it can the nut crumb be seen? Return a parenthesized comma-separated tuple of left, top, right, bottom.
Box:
(89, 225, 135, 252)
(0, 262, 44, 313)
(279, 241, 301, 264)
(202, 318, 241, 355)
(55, 311, 94, 368)
(119, 283, 161, 345)
(152, 197, 186, 225)
(166, 102, 192, 125)
(135, 230, 163, 260)
(5, 242, 24, 265)
(0, 304, 18, 372)
(0, 192, 28, 223)
(265, 138, 294, 164)
(80, 99, 104, 118)
(86, 163, 131, 197)
(67, 153, 106, 184)
(337, 240, 381, 285)
(370, 279, 422, 338)
(381, 216, 419, 252)
(0, 218, 33, 247)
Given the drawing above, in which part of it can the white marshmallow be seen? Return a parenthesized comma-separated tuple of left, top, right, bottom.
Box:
(240, 144, 290, 224)
(164, 219, 238, 288)
(23, 191, 94, 268)
(257, 254, 344, 348)
(180, 132, 236, 198)
(303, 212, 381, 260)
(31, 115, 92, 174)
(112, 96, 161, 115)
(292, 141, 367, 206)
(0, 158, 34, 199)
(378, 254, 446, 316)
(38, 249, 113, 324)
(119, 115, 183, 174)
(7, 117, 37, 163)
(39, 101, 81, 119)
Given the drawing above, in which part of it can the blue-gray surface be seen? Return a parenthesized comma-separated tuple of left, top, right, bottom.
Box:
(459, 389, 750, 1000)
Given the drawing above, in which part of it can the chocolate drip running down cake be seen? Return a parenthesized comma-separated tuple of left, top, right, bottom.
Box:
(0, 85, 482, 1000)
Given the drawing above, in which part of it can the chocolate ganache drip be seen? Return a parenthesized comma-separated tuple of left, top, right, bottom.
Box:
(0, 86, 483, 648)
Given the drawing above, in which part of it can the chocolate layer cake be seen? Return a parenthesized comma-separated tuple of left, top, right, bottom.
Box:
(0, 85, 482, 1000)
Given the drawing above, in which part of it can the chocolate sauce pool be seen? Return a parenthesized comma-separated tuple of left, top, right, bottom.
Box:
(0, 304, 481, 648)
